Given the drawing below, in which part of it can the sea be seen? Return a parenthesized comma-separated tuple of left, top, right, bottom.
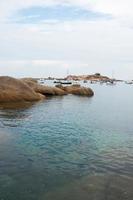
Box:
(0, 81, 133, 200)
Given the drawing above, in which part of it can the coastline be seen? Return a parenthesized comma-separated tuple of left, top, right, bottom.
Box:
(0, 76, 94, 105)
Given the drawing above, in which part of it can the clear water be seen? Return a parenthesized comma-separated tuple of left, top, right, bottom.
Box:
(0, 82, 133, 200)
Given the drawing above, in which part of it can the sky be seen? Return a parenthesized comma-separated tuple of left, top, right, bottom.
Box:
(0, 0, 133, 79)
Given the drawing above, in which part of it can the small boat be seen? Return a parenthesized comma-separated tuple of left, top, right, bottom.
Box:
(54, 80, 72, 85)
(125, 81, 133, 85)
(106, 80, 116, 85)
(53, 80, 61, 84)
(38, 78, 45, 84)
(90, 80, 96, 84)
(60, 80, 72, 85)
(100, 81, 105, 84)
(83, 80, 87, 83)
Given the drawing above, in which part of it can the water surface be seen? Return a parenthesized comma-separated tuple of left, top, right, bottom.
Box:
(0, 82, 133, 200)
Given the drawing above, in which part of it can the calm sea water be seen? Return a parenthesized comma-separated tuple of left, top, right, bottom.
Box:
(0, 82, 133, 200)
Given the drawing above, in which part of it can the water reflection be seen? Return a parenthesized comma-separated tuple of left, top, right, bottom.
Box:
(0, 101, 39, 128)
(0, 101, 36, 110)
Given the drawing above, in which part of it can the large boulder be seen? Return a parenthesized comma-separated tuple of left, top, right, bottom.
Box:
(22, 79, 66, 96)
(56, 84, 94, 97)
(0, 76, 44, 102)
(21, 77, 38, 83)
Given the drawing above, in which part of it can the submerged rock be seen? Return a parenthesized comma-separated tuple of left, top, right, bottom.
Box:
(42, 174, 133, 200)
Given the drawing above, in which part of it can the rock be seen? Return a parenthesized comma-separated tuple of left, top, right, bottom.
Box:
(0, 76, 44, 103)
(37, 85, 66, 96)
(21, 77, 38, 83)
(0, 76, 94, 103)
(56, 85, 94, 97)
(66, 74, 110, 81)
(22, 79, 66, 96)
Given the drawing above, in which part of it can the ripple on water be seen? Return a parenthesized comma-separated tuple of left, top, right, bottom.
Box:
(42, 174, 133, 200)
(0, 84, 133, 199)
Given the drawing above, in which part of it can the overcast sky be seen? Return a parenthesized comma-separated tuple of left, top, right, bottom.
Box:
(0, 0, 133, 79)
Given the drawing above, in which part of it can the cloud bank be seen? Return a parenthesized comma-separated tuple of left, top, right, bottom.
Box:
(0, 0, 133, 79)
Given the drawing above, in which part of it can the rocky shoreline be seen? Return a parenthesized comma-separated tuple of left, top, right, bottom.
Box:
(66, 73, 110, 81)
(0, 76, 94, 103)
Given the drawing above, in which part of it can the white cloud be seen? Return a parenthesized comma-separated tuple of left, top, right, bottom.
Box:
(0, 0, 133, 79)
(0, 0, 132, 21)
(90, 0, 133, 16)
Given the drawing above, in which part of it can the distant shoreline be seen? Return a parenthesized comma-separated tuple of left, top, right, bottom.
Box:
(31, 73, 124, 82)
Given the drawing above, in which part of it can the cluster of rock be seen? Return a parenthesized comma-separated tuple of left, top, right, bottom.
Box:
(66, 73, 110, 81)
(0, 76, 94, 103)
(56, 84, 94, 96)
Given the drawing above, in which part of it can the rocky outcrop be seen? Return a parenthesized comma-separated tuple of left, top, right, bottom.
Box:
(0, 76, 44, 103)
(0, 76, 94, 103)
(21, 77, 38, 83)
(56, 84, 94, 97)
(22, 79, 66, 96)
(66, 73, 110, 81)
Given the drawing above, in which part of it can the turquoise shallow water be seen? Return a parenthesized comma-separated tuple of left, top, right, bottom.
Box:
(0, 82, 133, 200)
